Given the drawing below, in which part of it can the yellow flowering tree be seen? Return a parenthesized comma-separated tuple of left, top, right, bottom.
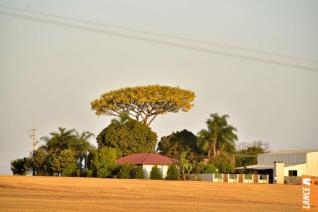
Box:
(91, 85, 195, 126)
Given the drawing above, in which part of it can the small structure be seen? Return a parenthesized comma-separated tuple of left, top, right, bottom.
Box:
(116, 153, 178, 179)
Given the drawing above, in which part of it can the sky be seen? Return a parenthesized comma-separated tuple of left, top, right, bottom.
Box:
(0, 0, 318, 174)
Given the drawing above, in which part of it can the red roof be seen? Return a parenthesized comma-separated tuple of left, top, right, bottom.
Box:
(116, 153, 178, 165)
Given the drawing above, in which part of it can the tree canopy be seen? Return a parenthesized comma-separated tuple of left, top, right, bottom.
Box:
(91, 85, 195, 126)
(235, 141, 268, 168)
(157, 129, 200, 159)
(96, 114, 157, 156)
(198, 113, 238, 160)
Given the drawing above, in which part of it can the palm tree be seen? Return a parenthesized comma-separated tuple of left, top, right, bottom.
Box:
(198, 113, 238, 160)
(40, 127, 77, 154)
(71, 131, 95, 172)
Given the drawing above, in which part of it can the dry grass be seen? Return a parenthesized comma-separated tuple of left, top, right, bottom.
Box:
(0, 176, 301, 211)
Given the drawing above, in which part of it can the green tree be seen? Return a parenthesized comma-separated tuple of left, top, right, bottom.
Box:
(60, 149, 77, 176)
(91, 85, 195, 126)
(235, 141, 267, 167)
(91, 147, 117, 178)
(117, 164, 132, 179)
(71, 131, 95, 174)
(40, 128, 95, 175)
(210, 153, 234, 173)
(32, 148, 48, 176)
(179, 152, 193, 180)
(150, 165, 162, 180)
(166, 165, 180, 180)
(40, 127, 77, 154)
(11, 158, 31, 175)
(198, 113, 238, 160)
(157, 129, 199, 160)
(97, 115, 157, 156)
(203, 163, 218, 174)
(47, 153, 61, 176)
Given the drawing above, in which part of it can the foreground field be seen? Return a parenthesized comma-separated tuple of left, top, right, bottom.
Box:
(0, 176, 301, 211)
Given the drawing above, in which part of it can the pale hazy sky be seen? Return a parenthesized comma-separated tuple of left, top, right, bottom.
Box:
(1, 0, 318, 174)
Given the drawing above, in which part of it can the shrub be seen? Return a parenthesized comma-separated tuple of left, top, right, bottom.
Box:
(150, 165, 162, 180)
(166, 165, 180, 180)
(61, 163, 77, 177)
(91, 147, 117, 178)
(130, 166, 144, 179)
(210, 153, 234, 174)
(117, 164, 132, 179)
(86, 169, 93, 177)
(203, 163, 218, 174)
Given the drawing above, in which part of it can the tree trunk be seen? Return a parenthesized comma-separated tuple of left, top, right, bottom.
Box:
(208, 143, 212, 160)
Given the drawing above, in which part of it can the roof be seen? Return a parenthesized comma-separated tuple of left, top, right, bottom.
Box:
(235, 164, 274, 170)
(116, 153, 178, 165)
(262, 149, 318, 155)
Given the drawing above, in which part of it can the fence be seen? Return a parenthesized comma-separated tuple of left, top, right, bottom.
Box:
(188, 173, 269, 184)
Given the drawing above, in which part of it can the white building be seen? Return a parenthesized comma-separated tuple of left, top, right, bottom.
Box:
(238, 149, 318, 183)
(116, 152, 178, 179)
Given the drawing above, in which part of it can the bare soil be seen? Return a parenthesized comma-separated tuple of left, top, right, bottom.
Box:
(0, 176, 301, 211)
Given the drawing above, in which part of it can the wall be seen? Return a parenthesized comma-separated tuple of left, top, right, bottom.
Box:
(142, 165, 169, 179)
(274, 162, 284, 184)
(284, 163, 307, 176)
(306, 152, 318, 177)
(258, 152, 306, 165)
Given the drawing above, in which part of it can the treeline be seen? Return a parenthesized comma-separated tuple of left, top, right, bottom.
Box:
(11, 113, 267, 179)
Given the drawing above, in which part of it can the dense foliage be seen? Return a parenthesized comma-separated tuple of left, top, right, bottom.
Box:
(179, 152, 193, 180)
(166, 165, 180, 180)
(97, 115, 157, 156)
(90, 147, 117, 178)
(157, 129, 200, 160)
(91, 85, 195, 126)
(209, 153, 235, 174)
(11, 158, 30, 175)
(150, 166, 162, 180)
(197, 113, 238, 160)
(11, 128, 95, 177)
(235, 142, 267, 168)
(130, 166, 144, 179)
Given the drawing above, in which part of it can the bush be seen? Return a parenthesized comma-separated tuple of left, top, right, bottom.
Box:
(86, 169, 93, 177)
(117, 164, 132, 179)
(130, 166, 144, 179)
(166, 165, 180, 180)
(203, 163, 218, 174)
(91, 147, 117, 178)
(61, 163, 77, 177)
(150, 165, 162, 180)
(210, 153, 234, 174)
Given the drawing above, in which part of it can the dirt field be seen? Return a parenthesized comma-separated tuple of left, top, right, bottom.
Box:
(0, 176, 301, 211)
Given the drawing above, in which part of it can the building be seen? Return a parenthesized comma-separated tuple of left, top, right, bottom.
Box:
(236, 149, 318, 184)
(116, 153, 178, 179)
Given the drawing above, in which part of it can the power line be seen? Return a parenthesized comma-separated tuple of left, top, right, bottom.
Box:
(0, 5, 317, 72)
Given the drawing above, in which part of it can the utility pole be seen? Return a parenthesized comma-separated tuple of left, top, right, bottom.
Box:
(30, 129, 39, 176)
(30, 129, 39, 152)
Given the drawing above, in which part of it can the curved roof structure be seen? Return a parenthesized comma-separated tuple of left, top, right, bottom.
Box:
(116, 153, 178, 165)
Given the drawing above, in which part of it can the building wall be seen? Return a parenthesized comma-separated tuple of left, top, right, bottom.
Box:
(142, 165, 169, 179)
(274, 162, 285, 184)
(257, 152, 306, 165)
(306, 152, 318, 177)
(284, 163, 307, 176)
